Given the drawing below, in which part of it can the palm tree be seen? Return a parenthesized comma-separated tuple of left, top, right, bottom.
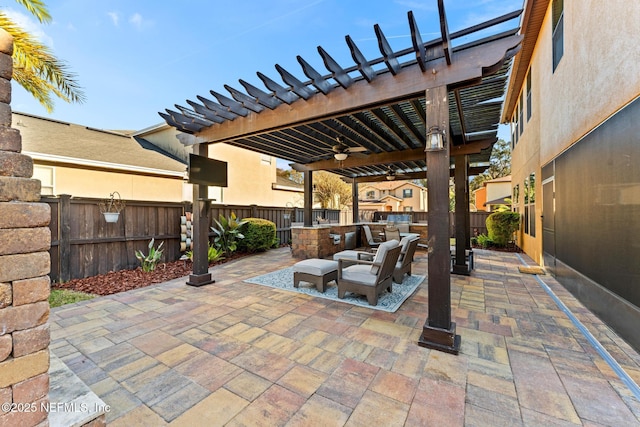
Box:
(0, 0, 85, 112)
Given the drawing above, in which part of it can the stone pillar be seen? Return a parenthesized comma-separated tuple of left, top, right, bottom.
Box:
(0, 29, 52, 426)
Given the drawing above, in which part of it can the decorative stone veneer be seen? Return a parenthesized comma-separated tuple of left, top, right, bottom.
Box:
(291, 225, 356, 259)
(0, 29, 52, 427)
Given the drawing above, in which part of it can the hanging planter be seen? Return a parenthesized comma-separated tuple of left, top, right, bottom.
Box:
(98, 192, 125, 223)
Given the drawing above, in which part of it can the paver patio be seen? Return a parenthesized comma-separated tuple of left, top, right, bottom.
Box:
(49, 247, 640, 426)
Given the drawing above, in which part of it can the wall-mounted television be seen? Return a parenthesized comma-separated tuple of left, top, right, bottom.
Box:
(188, 154, 228, 187)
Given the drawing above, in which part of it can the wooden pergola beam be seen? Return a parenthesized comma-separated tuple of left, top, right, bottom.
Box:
(195, 35, 522, 144)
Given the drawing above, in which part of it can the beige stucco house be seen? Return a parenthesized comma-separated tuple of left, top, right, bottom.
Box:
(473, 175, 512, 212)
(134, 122, 303, 207)
(17, 112, 188, 202)
(357, 181, 427, 212)
(502, 0, 640, 349)
(18, 112, 303, 207)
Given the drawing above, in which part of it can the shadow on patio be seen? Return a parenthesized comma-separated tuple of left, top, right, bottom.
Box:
(49, 247, 640, 426)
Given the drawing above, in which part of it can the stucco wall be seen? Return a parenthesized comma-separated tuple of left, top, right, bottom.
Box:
(36, 164, 186, 202)
(509, 0, 640, 263)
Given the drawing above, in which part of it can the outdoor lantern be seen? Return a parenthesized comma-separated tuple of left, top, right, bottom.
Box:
(425, 126, 446, 151)
(334, 152, 348, 161)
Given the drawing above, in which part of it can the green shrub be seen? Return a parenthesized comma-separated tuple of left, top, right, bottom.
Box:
(135, 238, 164, 272)
(486, 211, 520, 247)
(476, 234, 493, 248)
(239, 218, 277, 252)
(211, 212, 248, 255)
(186, 243, 225, 263)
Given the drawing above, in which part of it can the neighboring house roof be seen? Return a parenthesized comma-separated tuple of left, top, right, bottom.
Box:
(361, 180, 427, 192)
(484, 196, 512, 206)
(15, 112, 185, 177)
(272, 175, 304, 192)
(485, 175, 511, 184)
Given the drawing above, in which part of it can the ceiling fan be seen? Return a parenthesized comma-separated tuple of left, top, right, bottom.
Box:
(385, 166, 407, 181)
(330, 136, 367, 161)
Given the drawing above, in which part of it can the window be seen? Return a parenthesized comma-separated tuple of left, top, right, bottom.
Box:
(524, 173, 536, 237)
(403, 189, 413, 198)
(552, 0, 564, 71)
(526, 70, 532, 121)
(403, 206, 413, 212)
(519, 92, 524, 135)
(366, 190, 375, 199)
(33, 166, 54, 195)
(511, 115, 518, 148)
(260, 154, 272, 165)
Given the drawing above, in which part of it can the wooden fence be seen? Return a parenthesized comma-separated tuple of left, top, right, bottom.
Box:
(45, 195, 188, 282)
(44, 196, 341, 282)
(44, 196, 490, 282)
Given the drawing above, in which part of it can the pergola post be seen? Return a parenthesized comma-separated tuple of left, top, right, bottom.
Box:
(453, 154, 470, 275)
(351, 180, 359, 224)
(419, 85, 461, 354)
(186, 143, 214, 287)
(304, 170, 313, 227)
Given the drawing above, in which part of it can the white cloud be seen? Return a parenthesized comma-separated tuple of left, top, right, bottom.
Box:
(108, 12, 119, 26)
(3, 8, 54, 47)
(129, 13, 144, 31)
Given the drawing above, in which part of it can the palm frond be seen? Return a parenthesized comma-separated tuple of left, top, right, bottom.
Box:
(0, 15, 85, 112)
(13, 0, 51, 24)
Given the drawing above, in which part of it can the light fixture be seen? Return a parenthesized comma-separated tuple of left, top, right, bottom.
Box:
(334, 152, 348, 161)
(386, 174, 396, 181)
(425, 126, 446, 151)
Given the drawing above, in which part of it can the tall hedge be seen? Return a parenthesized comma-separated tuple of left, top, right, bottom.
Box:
(238, 218, 277, 252)
(486, 211, 520, 246)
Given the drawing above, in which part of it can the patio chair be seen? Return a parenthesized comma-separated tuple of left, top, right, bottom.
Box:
(337, 240, 402, 306)
(397, 222, 410, 233)
(384, 226, 401, 241)
(363, 224, 382, 249)
(393, 236, 420, 283)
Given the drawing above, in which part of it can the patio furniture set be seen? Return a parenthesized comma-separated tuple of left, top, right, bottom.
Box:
(293, 229, 421, 306)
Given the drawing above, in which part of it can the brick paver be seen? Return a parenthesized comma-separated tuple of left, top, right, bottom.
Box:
(49, 247, 640, 425)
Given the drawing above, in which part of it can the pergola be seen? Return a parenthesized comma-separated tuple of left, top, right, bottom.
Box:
(161, 1, 522, 354)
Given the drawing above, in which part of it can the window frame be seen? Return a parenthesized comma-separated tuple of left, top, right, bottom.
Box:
(552, 0, 564, 71)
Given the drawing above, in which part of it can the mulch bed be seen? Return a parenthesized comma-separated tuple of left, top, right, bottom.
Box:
(53, 252, 248, 296)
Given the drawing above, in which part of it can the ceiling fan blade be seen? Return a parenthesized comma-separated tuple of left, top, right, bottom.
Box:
(347, 146, 367, 153)
(351, 152, 368, 158)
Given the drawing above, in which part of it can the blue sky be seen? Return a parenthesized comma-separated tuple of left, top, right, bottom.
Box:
(8, 0, 521, 139)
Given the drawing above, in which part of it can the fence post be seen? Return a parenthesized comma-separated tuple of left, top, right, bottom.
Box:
(251, 204, 258, 218)
(59, 194, 71, 283)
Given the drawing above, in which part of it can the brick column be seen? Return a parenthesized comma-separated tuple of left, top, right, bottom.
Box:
(0, 29, 52, 426)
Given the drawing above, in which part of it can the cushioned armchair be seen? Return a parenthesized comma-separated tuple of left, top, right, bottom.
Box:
(337, 240, 402, 306)
(393, 236, 420, 283)
(363, 224, 382, 249)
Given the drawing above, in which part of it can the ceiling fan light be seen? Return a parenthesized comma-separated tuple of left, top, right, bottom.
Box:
(386, 174, 396, 181)
(334, 152, 348, 161)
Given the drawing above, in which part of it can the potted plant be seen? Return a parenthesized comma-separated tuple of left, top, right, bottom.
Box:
(98, 192, 125, 223)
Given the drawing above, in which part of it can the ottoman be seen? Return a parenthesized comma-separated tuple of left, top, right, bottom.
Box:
(293, 259, 338, 293)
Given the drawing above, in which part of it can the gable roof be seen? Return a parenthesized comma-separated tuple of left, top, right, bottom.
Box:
(484, 175, 512, 185)
(15, 112, 185, 176)
(361, 180, 427, 192)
